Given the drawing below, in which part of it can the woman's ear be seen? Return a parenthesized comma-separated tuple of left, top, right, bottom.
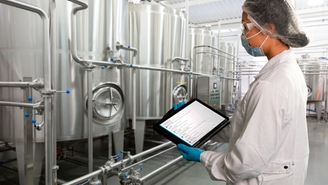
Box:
(264, 23, 276, 34)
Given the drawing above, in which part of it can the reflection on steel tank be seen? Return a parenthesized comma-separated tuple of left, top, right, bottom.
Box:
(0, 0, 127, 143)
(126, 1, 187, 118)
(219, 42, 235, 107)
(298, 57, 327, 102)
(189, 27, 218, 99)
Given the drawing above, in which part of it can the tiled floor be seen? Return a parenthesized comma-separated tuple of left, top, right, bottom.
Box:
(0, 117, 328, 185)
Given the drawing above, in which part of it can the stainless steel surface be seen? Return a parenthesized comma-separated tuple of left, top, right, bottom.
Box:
(196, 76, 220, 110)
(62, 141, 174, 185)
(121, 145, 177, 172)
(15, 77, 34, 185)
(0, 101, 43, 108)
(299, 59, 327, 102)
(127, 2, 186, 118)
(138, 156, 184, 183)
(220, 43, 235, 107)
(190, 29, 217, 75)
(87, 69, 94, 174)
(0, 81, 44, 88)
(0, 0, 128, 143)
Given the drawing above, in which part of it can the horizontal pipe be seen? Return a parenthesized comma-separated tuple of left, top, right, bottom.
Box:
(138, 156, 184, 183)
(121, 146, 177, 172)
(84, 59, 221, 78)
(193, 45, 244, 62)
(171, 57, 190, 63)
(0, 81, 44, 88)
(0, 101, 43, 109)
(62, 169, 102, 185)
(131, 142, 173, 160)
(62, 142, 174, 185)
(116, 43, 138, 57)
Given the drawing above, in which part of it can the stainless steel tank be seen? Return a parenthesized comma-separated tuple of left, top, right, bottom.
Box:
(189, 28, 218, 100)
(219, 42, 235, 107)
(190, 28, 217, 75)
(126, 1, 186, 118)
(0, 0, 127, 142)
(298, 59, 326, 102)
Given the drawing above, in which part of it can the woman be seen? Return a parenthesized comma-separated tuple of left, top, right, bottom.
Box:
(177, 0, 310, 184)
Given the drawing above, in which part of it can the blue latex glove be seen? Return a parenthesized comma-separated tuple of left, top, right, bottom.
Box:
(177, 144, 204, 162)
(174, 101, 185, 110)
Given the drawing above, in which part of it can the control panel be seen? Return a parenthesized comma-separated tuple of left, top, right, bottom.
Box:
(196, 76, 220, 110)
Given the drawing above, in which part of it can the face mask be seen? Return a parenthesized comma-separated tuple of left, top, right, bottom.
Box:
(241, 31, 269, 57)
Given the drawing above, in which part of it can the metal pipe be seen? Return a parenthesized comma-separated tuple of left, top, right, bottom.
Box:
(50, 1, 57, 184)
(84, 59, 220, 78)
(87, 68, 94, 174)
(0, 101, 43, 109)
(116, 43, 138, 57)
(67, 0, 88, 64)
(67, 0, 94, 178)
(131, 141, 173, 160)
(121, 146, 176, 172)
(171, 57, 190, 63)
(62, 142, 173, 185)
(62, 169, 103, 185)
(0, 1, 53, 184)
(138, 156, 184, 184)
(0, 81, 44, 88)
(193, 45, 235, 58)
(132, 67, 137, 129)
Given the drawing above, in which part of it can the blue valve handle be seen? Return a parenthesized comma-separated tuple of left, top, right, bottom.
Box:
(66, 90, 70, 94)
(139, 166, 143, 171)
(123, 173, 128, 178)
(31, 119, 37, 124)
(27, 96, 33, 101)
(24, 113, 30, 118)
(101, 66, 105, 69)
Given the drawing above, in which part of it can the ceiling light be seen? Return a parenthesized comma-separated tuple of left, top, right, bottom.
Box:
(308, 0, 324, 6)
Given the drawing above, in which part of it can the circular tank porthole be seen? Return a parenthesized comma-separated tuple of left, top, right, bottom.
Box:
(86, 83, 124, 126)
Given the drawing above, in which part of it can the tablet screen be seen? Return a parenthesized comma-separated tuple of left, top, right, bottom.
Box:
(159, 100, 226, 146)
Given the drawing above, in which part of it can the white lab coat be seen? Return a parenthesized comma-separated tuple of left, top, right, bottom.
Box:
(200, 49, 309, 185)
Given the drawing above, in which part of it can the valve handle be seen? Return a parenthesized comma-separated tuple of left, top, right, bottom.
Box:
(31, 119, 37, 124)
(27, 96, 33, 101)
(24, 113, 30, 118)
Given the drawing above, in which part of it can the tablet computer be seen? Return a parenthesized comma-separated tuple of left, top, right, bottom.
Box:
(153, 98, 230, 147)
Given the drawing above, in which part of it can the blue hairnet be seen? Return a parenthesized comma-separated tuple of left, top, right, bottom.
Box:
(242, 0, 310, 48)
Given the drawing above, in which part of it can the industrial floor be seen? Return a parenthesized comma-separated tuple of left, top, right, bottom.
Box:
(0, 116, 327, 185)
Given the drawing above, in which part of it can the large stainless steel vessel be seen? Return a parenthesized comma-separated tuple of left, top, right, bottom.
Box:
(0, 0, 127, 142)
(298, 59, 327, 102)
(189, 28, 218, 101)
(190, 28, 217, 75)
(219, 42, 235, 107)
(126, 1, 186, 118)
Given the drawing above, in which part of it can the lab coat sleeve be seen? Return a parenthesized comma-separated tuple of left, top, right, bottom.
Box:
(210, 124, 231, 143)
(200, 81, 286, 183)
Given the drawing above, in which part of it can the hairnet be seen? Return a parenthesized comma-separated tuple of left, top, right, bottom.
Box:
(242, 0, 310, 48)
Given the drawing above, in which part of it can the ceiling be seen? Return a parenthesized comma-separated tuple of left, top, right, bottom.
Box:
(158, 0, 328, 59)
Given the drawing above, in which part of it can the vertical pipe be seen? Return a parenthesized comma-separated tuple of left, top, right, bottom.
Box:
(132, 60, 137, 129)
(24, 77, 34, 185)
(87, 69, 94, 174)
(50, 0, 57, 184)
(185, 0, 191, 99)
(217, 21, 221, 47)
(44, 95, 54, 185)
